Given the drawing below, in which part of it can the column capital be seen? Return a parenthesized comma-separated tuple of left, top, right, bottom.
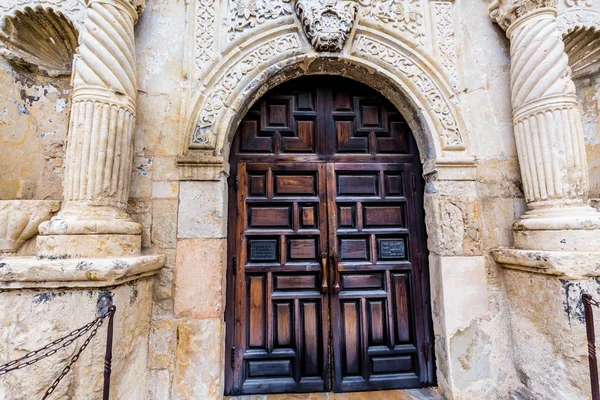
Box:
(489, 0, 557, 31)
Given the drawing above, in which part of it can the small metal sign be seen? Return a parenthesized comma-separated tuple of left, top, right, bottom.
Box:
(379, 239, 405, 259)
(250, 240, 278, 261)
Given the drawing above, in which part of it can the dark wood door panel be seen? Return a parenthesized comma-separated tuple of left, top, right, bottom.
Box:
(327, 162, 427, 392)
(231, 161, 330, 395)
(226, 76, 434, 396)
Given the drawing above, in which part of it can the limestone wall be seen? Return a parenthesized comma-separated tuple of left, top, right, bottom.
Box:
(0, 58, 70, 200)
(576, 72, 600, 199)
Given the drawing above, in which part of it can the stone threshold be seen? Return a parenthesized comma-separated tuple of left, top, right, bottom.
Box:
(226, 388, 445, 400)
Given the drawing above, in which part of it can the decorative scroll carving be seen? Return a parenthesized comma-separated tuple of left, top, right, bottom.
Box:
(564, 0, 592, 7)
(191, 34, 301, 148)
(563, 27, 600, 79)
(196, 0, 217, 74)
(489, 0, 557, 31)
(358, 0, 425, 44)
(0, 6, 78, 76)
(295, 0, 358, 51)
(228, 0, 293, 41)
(432, 2, 458, 84)
(352, 35, 464, 150)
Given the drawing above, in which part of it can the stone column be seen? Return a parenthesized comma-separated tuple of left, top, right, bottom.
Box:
(490, 1, 600, 252)
(38, 0, 145, 257)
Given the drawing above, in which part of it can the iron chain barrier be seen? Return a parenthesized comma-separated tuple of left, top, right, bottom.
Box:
(0, 305, 116, 400)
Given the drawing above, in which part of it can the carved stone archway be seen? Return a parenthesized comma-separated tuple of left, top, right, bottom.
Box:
(178, 22, 475, 182)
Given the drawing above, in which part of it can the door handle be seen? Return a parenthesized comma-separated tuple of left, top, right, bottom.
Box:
(320, 253, 328, 293)
(332, 253, 341, 294)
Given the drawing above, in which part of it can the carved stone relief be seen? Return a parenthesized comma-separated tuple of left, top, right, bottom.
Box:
(358, 0, 425, 45)
(228, 0, 294, 41)
(432, 2, 458, 84)
(191, 34, 302, 148)
(295, 0, 359, 51)
(352, 34, 464, 149)
(195, 0, 217, 75)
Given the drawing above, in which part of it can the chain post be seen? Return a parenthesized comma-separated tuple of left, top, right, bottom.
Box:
(583, 294, 600, 400)
(103, 305, 116, 400)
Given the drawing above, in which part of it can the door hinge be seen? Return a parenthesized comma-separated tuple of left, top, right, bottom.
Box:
(411, 174, 417, 192)
(235, 175, 239, 190)
(232, 255, 237, 275)
(231, 347, 236, 368)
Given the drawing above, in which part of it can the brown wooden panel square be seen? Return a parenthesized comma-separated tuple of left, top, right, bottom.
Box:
(359, 104, 381, 128)
(377, 121, 410, 154)
(302, 301, 320, 376)
(337, 174, 378, 196)
(301, 206, 316, 228)
(363, 205, 404, 227)
(282, 120, 314, 153)
(336, 121, 368, 153)
(288, 238, 317, 260)
(341, 273, 383, 289)
(338, 205, 355, 228)
(392, 273, 411, 343)
(275, 302, 293, 348)
(249, 206, 291, 228)
(248, 276, 266, 348)
(247, 360, 292, 377)
(333, 90, 351, 111)
(268, 104, 288, 127)
(275, 175, 315, 195)
(240, 120, 273, 152)
(339, 237, 369, 261)
(249, 174, 266, 197)
(385, 173, 403, 196)
(342, 301, 361, 376)
(368, 300, 386, 345)
(370, 356, 412, 374)
(275, 274, 317, 290)
(298, 91, 314, 111)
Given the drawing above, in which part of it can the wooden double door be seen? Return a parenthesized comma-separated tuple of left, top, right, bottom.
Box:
(224, 77, 434, 395)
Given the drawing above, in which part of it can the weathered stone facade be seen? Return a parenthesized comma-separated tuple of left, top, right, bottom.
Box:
(1, 0, 600, 399)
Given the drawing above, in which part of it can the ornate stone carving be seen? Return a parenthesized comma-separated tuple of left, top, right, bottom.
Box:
(557, 8, 600, 34)
(0, 6, 78, 76)
(432, 2, 458, 84)
(191, 34, 301, 148)
(295, 0, 358, 51)
(0, 200, 60, 254)
(489, 0, 557, 31)
(353, 35, 464, 150)
(196, 0, 217, 74)
(228, 0, 293, 41)
(563, 27, 600, 79)
(358, 0, 425, 45)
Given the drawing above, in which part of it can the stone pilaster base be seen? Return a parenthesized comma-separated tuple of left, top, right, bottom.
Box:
(492, 248, 600, 400)
(0, 255, 164, 399)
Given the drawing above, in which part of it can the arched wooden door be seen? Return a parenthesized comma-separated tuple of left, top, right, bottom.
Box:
(224, 76, 434, 395)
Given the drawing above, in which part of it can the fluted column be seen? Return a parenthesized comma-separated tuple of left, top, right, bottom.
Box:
(38, 0, 145, 257)
(490, 1, 600, 251)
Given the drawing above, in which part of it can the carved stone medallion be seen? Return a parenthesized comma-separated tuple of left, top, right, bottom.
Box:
(295, 0, 359, 51)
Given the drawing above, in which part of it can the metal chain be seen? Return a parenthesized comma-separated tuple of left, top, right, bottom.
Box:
(0, 306, 116, 399)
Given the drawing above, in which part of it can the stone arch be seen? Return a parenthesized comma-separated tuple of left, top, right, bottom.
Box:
(181, 22, 473, 177)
